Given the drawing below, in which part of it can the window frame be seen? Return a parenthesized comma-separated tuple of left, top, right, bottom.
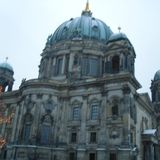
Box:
(82, 56, 99, 77)
(71, 101, 82, 121)
(40, 124, 51, 145)
(91, 103, 99, 120)
(72, 106, 80, 121)
(23, 113, 33, 144)
(70, 132, 77, 143)
(110, 153, 117, 160)
(89, 153, 96, 160)
(23, 124, 31, 144)
(112, 104, 119, 116)
(112, 55, 120, 73)
(55, 56, 63, 75)
(40, 114, 53, 145)
(90, 132, 97, 143)
(69, 152, 76, 160)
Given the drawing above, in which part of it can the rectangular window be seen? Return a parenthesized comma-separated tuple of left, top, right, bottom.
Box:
(91, 104, 99, 120)
(69, 152, 75, 160)
(130, 131, 135, 144)
(105, 61, 111, 73)
(89, 58, 98, 76)
(56, 57, 63, 75)
(89, 153, 96, 160)
(65, 55, 69, 74)
(90, 132, 97, 143)
(112, 105, 118, 116)
(82, 57, 88, 75)
(71, 132, 77, 143)
(82, 57, 99, 76)
(110, 153, 117, 160)
(73, 107, 80, 120)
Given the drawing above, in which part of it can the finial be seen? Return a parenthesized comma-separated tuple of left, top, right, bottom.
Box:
(82, 0, 92, 16)
(5, 57, 8, 63)
(85, 0, 90, 12)
(118, 26, 121, 33)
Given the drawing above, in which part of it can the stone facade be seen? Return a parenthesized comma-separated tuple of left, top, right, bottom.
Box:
(0, 6, 160, 160)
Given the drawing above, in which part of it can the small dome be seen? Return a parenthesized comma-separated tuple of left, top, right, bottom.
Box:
(154, 70, 160, 81)
(0, 62, 14, 72)
(47, 11, 113, 45)
(108, 33, 128, 42)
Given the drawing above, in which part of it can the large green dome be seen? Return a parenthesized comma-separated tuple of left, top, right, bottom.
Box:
(47, 10, 113, 45)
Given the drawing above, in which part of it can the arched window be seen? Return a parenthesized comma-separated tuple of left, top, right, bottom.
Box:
(73, 55, 79, 66)
(112, 56, 120, 73)
(40, 114, 53, 145)
(24, 124, 31, 143)
(23, 113, 33, 144)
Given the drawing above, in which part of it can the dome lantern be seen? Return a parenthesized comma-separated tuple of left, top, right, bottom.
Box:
(81, 0, 92, 16)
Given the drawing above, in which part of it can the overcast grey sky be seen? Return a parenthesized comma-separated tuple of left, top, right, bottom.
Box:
(0, 0, 160, 96)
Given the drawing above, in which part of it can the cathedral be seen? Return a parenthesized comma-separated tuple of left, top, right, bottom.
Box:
(0, 2, 160, 160)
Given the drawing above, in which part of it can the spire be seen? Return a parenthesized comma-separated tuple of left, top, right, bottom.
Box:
(85, 0, 90, 12)
(82, 0, 92, 16)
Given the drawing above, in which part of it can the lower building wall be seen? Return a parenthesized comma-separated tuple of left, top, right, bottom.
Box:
(7, 142, 160, 160)
(118, 150, 130, 160)
(5, 145, 139, 160)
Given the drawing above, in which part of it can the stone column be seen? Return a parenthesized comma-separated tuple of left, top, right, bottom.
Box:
(69, 53, 74, 72)
(150, 143, 155, 160)
(46, 58, 52, 78)
(31, 102, 41, 144)
(98, 97, 106, 146)
(15, 101, 25, 143)
(62, 55, 66, 74)
(122, 85, 131, 145)
(10, 104, 20, 143)
(8, 82, 13, 91)
(79, 96, 87, 145)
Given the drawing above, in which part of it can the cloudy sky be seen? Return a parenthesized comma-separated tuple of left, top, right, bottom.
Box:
(0, 0, 160, 96)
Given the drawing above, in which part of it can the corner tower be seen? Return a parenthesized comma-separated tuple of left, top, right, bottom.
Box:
(0, 59, 14, 92)
(151, 70, 160, 117)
